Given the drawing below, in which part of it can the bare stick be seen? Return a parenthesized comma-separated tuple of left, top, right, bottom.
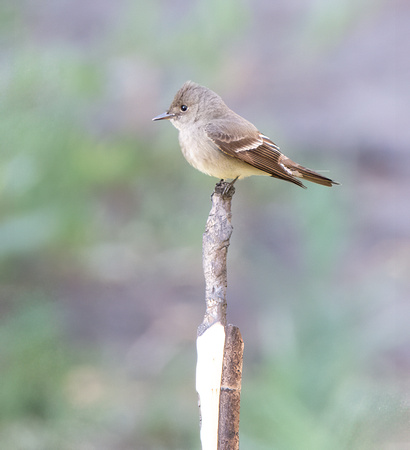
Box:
(199, 182, 233, 333)
(196, 181, 243, 450)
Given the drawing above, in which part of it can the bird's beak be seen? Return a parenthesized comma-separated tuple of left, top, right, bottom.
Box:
(152, 111, 175, 121)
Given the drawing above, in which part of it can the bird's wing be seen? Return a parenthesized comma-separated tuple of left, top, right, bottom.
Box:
(205, 119, 306, 188)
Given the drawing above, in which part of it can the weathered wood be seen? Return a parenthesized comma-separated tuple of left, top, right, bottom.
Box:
(218, 325, 244, 450)
(196, 181, 243, 450)
(198, 181, 234, 335)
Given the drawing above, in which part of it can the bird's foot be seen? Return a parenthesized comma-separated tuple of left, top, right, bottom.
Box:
(215, 177, 238, 198)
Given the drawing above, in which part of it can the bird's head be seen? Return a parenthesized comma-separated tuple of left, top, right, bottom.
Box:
(152, 81, 225, 130)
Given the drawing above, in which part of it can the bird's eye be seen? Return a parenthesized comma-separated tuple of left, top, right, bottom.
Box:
(180, 104, 188, 112)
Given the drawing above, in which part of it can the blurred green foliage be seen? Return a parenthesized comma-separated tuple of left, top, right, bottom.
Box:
(1, 49, 133, 260)
(0, 295, 70, 421)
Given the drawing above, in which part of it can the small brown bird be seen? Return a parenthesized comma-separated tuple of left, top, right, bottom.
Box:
(153, 81, 339, 189)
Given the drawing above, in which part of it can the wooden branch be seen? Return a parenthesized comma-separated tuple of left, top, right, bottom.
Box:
(196, 181, 243, 450)
(198, 182, 234, 334)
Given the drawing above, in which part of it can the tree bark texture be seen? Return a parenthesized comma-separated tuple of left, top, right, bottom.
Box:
(218, 324, 244, 450)
(198, 182, 234, 336)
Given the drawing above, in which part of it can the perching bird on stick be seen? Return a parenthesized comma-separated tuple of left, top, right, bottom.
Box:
(153, 81, 339, 189)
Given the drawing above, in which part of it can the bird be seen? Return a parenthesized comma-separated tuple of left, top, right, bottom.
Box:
(152, 81, 339, 189)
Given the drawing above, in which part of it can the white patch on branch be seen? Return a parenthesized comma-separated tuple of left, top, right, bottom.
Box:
(196, 322, 226, 450)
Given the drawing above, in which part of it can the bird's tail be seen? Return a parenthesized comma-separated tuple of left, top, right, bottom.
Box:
(295, 164, 339, 187)
(281, 156, 340, 188)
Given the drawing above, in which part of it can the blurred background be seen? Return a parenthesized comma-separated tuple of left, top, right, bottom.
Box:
(1, 0, 408, 448)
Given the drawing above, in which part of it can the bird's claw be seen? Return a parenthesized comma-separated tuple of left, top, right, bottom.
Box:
(215, 177, 238, 198)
